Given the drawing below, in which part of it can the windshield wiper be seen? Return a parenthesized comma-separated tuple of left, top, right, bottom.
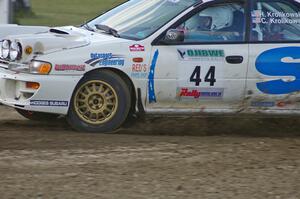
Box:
(82, 22, 95, 32)
(95, 24, 120, 38)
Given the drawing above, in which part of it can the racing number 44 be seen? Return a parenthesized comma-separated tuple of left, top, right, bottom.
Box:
(190, 66, 216, 86)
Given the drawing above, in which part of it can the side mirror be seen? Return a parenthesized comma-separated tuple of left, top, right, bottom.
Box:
(163, 29, 184, 43)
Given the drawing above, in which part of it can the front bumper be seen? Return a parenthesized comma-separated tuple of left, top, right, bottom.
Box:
(0, 67, 82, 115)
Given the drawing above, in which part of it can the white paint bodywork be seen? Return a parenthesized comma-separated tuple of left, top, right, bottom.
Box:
(0, 24, 49, 39)
(149, 44, 249, 111)
(1, 0, 300, 116)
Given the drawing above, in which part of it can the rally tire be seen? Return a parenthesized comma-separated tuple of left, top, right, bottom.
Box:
(67, 70, 131, 133)
(15, 108, 60, 121)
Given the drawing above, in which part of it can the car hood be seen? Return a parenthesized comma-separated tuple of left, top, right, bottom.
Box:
(4, 26, 123, 63)
(0, 24, 49, 39)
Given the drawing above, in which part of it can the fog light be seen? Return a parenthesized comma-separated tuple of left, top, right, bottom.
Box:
(26, 82, 40, 89)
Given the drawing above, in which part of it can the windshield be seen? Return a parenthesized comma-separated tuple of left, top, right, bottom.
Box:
(87, 0, 199, 40)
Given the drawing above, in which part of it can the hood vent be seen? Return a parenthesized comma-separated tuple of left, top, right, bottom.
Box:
(49, 28, 69, 35)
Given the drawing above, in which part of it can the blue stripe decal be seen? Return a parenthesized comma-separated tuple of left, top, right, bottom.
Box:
(148, 50, 159, 103)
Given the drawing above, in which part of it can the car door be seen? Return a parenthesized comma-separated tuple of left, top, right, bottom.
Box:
(246, 0, 300, 110)
(147, 0, 249, 111)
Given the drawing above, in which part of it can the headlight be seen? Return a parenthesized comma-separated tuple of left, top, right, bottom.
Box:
(9, 41, 22, 61)
(29, 60, 52, 75)
(1, 40, 10, 59)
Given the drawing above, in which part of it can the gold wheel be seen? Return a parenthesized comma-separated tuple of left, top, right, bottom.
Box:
(74, 80, 118, 125)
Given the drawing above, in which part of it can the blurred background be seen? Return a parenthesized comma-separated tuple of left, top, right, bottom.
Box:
(2, 0, 124, 26)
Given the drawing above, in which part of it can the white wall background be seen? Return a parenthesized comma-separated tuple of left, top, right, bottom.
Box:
(0, 0, 10, 24)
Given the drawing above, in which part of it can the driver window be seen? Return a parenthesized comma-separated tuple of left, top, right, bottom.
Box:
(251, 1, 300, 42)
(176, 3, 246, 43)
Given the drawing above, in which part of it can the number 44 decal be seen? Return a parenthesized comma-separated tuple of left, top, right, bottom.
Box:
(190, 66, 216, 86)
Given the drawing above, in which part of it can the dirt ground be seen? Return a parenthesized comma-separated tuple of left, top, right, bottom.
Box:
(0, 106, 299, 199)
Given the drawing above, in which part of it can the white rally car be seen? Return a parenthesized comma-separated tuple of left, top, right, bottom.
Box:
(1, 0, 300, 132)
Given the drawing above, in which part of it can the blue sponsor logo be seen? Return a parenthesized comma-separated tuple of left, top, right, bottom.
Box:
(85, 53, 125, 67)
(30, 100, 69, 107)
(91, 53, 113, 59)
(256, 47, 300, 94)
(99, 59, 124, 66)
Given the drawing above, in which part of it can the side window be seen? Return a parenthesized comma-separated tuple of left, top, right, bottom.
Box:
(176, 3, 245, 43)
(251, 1, 300, 42)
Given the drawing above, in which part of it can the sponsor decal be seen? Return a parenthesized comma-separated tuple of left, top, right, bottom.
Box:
(30, 100, 68, 107)
(131, 63, 148, 79)
(91, 53, 113, 59)
(148, 50, 159, 103)
(251, 101, 275, 108)
(85, 53, 125, 67)
(98, 59, 124, 66)
(129, 44, 145, 52)
(177, 87, 224, 100)
(256, 47, 300, 94)
(55, 64, 85, 71)
(177, 49, 225, 61)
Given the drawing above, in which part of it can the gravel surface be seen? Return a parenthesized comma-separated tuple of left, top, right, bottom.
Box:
(0, 106, 299, 199)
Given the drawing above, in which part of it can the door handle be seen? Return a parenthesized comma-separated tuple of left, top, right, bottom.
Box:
(226, 56, 244, 64)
